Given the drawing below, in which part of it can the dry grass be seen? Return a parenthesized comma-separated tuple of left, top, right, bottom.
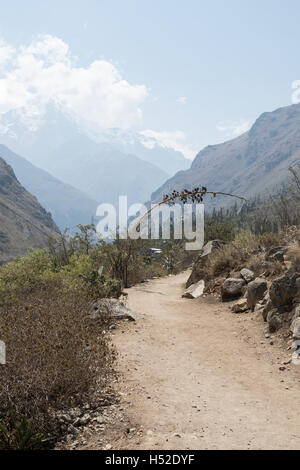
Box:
(286, 241, 300, 272)
(205, 244, 249, 278)
(0, 282, 115, 447)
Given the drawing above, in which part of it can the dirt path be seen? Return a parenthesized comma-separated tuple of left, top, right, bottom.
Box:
(92, 271, 300, 450)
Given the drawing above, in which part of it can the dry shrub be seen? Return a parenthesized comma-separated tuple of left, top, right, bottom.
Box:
(286, 241, 300, 272)
(234, 231, 257, 252)
(257, 232, 283, 250)
(128, 262, 166, 284)
(205, 244, 249, 278)
(0, 282, 115, 444)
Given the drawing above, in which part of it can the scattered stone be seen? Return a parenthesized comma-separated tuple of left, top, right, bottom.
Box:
(240, 268, 255, 283)
(231, 298, 249, 313)
(182, 280, 205, 299)
(290, 317, 300, 339)
(267, 246, 288, 260)
(79, 415, 90, 426)
(247, 279, 268, 312)
(270, 251, 285, 262)
(90, 299, 140, 322)
(67, 425, 78, 436)
(291, 340, 300, 350)
(254, 303, 263, 312)
(292, 351, 300, 365)
(221, 278, 246, 301)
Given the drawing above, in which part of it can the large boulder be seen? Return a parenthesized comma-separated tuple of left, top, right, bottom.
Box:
(221, 278, 246, 301)
(90, 299, 140, 322)
(291, 317, 300, 339)
(182, 280, 205, 299)
(246, 279, 268, 312)
(269, 273, 300, 308)
(186, 240, 226, 288)
(240, 268, 255, 283)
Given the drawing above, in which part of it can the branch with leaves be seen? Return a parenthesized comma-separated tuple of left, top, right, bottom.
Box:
(134, 186, 246, 231)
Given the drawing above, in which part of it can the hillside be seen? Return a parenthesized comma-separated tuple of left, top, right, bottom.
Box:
(0, 157, 59, 263)
(0, 145, 98, 231)
(151, 103, 300, 207)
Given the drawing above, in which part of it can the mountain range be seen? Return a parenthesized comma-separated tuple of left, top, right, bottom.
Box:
(0, 107, 190, 213)
(152, 103, 300, 208)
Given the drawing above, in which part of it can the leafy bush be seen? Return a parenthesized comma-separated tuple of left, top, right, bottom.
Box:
(205, 219, 235, 243)
(0, 250, 53, 305)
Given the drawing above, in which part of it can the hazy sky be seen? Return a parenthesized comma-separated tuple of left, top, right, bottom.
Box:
(1, 0, 300, 158)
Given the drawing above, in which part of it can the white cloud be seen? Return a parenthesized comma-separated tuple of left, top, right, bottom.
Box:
(0, 35, 197, 159)
(177, 96, 187, 105)
(0, 39, 15, 69)
(0, 35, 148, 131)
(217, 119, 251, 137)
(139, 129, 195, 159)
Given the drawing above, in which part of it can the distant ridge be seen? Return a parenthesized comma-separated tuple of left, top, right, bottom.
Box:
(152, 103, 300, 208)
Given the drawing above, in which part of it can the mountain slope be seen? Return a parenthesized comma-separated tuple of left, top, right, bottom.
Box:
(0, 145, 98, 231)
(152, 103, 300, 207)
(0, 157, 59, 263)
(39, 138, 169, 206)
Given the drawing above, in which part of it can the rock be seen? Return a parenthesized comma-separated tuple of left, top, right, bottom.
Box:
(259, 261, 274, 276)
(291, 305, 300, 322)
(221, 278, 246, 301)
(57, 413, 72, 424)
(262, 299, 273, 321)
(270, 251, 285, 262)
(79, 414, 90, 426)
(231, 299, 249, 313)
(182, 280, 205, 299)
(254, 303, 263, 312)
(67, 425, 78, 436)
(229, 271, 243, 279)
(267, 246, 288, 259)
(292, 351, 300, 365)
(290, 317, 300, 339)
(240, 268, 255, 283)
(267, 309, 284, 332)
(269, 273, 300, 308)
(261, 293, 270, 305)
(186, 240, 226, 288)
(90, 299, 140, 322)
(246, 279, 268, 312)
(291, 340, 300, 350)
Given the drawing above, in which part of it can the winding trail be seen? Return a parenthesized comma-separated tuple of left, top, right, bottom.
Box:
(105, 271, 300, 449)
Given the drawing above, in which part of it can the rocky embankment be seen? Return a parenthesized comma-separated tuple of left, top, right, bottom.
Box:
(184, 241, 300, 365)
